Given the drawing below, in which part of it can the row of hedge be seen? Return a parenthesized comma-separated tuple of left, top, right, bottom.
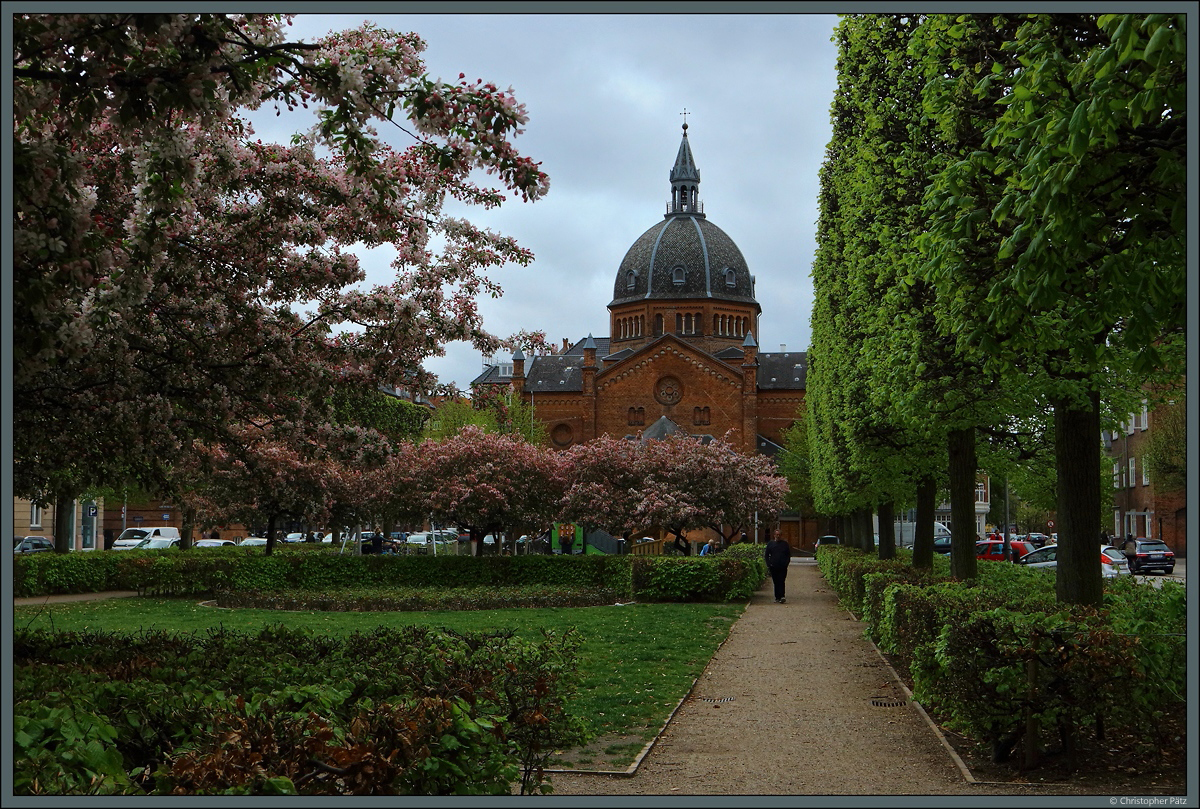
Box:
(817, 545, 1187, 767)
(14, 624, 588, 795)
(213, 584, 626, 612)
(13, 545, 769, 605)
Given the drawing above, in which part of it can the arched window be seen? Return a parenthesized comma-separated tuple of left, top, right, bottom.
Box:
(654, 314, 663, 335)
(629, 407, 638, 425)
(695, 312, 702, 335)
(675, 313, 683, 333)
(725, 268, 736, 287)
(673, 266, 685, 286)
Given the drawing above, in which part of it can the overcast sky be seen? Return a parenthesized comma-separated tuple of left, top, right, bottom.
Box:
(267, 12, 840, 391)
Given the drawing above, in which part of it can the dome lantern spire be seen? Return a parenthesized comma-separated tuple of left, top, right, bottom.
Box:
(668, 114, 703, 218)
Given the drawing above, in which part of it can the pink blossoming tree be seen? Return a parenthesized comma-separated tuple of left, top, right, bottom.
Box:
(417, 427, 565, 556)
(640, 434, 788, 554)
(13, 14, 548, 547)
(559, 434, 657, 544)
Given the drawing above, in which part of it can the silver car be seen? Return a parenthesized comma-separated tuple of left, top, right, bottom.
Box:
(1017, 544, 1128, 577)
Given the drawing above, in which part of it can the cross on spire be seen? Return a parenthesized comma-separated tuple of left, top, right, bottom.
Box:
(680, 108, 690, 127)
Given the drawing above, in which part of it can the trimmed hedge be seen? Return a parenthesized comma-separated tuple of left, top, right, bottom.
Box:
(631, 555, 761, 602)
(14, 549, 765, 605)
(816, 544, 1187, 765)
(214, 585, 626, 612)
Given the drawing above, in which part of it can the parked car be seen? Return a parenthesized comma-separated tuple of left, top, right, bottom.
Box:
(112, 526, 181, 550)
(1099, 546, 1131, 577)
(1025, 532, 1052, 547)
(814, 535, 840, 555)
(975, 539, 1036, 562)
(932, 536, 953, 555)
(240, 537, 269, 546)
(283, 533, 306, 543)
(1016, 544, 1128, 578)
(1119, 538, 1176, 575)
(14, 536, 54, 554)
(194, 538, 237, 547)
(135, 537, 180, 550)
(405, 530, 458, 554)
(1017, 544, 1057, 570)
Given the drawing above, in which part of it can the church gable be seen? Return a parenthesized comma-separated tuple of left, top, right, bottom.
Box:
(596, 334, 742, 393)
(594, 334, 744, 438)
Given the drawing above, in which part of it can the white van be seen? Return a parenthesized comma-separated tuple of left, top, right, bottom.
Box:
(112, 526, 181, 550)
(870, 518, 951, 548)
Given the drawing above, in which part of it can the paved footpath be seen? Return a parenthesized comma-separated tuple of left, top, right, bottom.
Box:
(547, 558, 1053, 798)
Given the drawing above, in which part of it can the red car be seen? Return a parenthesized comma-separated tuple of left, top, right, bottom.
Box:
(976, 539, 1036, 562)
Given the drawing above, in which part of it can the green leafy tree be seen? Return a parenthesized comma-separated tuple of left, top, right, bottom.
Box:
(918, 13, 1186, 605)
(777, 406, 814, 517)
(330, 387, 431, 443)
(1144, 393, 1186, 492)
(424, 397, 498, 442)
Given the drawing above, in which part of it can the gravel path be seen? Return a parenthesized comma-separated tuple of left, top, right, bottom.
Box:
(545, 558, 1090, 798)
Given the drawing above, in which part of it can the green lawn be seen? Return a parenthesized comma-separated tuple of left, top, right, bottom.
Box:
(14, 596, 744, 768)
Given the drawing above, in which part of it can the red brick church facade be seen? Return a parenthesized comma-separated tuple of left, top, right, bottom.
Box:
(474, 124, 815, 546)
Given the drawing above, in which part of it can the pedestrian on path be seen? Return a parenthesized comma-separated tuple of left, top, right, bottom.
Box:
(764, 527, 792, 603)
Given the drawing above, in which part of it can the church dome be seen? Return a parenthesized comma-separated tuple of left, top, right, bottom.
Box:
(610, 124, 757, 308)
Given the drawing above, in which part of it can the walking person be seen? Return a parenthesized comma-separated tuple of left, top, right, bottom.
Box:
(764, 528, 792, 603)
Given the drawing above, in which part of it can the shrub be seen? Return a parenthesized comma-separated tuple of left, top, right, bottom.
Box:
(13, 624, 588, 796)
(911, 607, 1153, 764)
(213, 585, 624, 612)
(15, 552, 636, 601)
(630, 556, 759, 602)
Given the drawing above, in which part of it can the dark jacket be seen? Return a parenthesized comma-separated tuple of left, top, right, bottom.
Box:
(764, 538, 792, 570)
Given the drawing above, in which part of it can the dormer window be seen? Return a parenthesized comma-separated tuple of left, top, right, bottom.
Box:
(497, 363, 513, 378)
(626, 271, 636, 290)
(673, 266, 685, 286)
(725, 268, 736, 287)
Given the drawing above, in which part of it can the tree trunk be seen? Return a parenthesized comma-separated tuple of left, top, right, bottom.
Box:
(855, 508, 874, 552)
(181, 505, 196, 550)
(948, 427, 979, 580)
(265, 513, 277, 556)
(912, 475, 936, 569)
(1053, 391, 1103, 606)
(53, 495, 74, 553)
(877, 500, 896, 560)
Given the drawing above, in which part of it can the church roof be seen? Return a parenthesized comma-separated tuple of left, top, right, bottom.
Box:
(757, 351, 808, 389)
(610, 125, 758, 310)
(756, 434, 787, 457)
(472, 346, 807, 393)
(641, 415, 683, 440)
(669, 123, 700, 184)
